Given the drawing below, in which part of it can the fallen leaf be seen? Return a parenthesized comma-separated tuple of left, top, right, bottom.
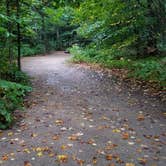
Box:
(97, 125, 110, 130)
(24, 161, 32, 166)
(37, 152, 43, 157)
(126, 163, 135, 166)
(138, 158, 147, 165)
(2, 155, 8, 161)
(101, 116, 110, 121)
(31, 133, 38, 138)
(8, 132, 13, 136)
(87, 139, 97, 146)
(68, 135, 78, 141)
(61, 145, 68, 150)
(163, 112, 166, 117)
(52, 135, 60, 140)
(57, 155, 68, 163)
(122, 132, 129, 140)
(48, 153, 54, 157)
(92, 157, 97, 164)
(106, 154, 113, 160)
(107, 164, 115, 166)
(105, 145, 113, 150)
(23, 148, 31, 154)
(137, 114, 145, 121)
(112, 129, 121, 133)
(55, 119, 64, 126)
(35, 147, 42, 152)
(77, 159, 85, 166)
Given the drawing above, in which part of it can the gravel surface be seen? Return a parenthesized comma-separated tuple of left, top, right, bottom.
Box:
(0, 51, 165, 166)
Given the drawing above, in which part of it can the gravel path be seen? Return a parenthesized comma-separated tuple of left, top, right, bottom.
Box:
(0, 51, 165, 166)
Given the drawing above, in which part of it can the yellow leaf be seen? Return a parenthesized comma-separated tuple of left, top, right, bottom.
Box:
(126, 163, 135, 166)
(163, 112, 166, 116)
(92, 157, 97, 164)
(57, 155, 68, 163)
(37, 152, 43, 157)
(112, 129, 121, 133)
(55, 119, 64, 126)
(8, 132, 13, 136)
(31, 133, 38, 138)
(48, 153, 54, 157)
(61, 145, 68, 150)
(68, 135, 78, 141)
(23, 149, 30, 154)
(36, 147, 42, 152)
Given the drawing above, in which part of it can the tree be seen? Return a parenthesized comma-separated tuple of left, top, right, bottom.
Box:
(72, 0, 166, 56)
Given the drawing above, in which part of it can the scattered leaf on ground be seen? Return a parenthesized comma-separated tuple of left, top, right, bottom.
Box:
(2, 155, 8, 161)
(126, 163, 135, 166)
(122, 132, 129, 140)
(137, 114, 145, 121)
(24, 161, 32, 166)
(57, 155, 68, 163)
(106, 154, 113, 160)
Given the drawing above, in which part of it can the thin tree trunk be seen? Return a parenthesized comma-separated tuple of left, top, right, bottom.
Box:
(147, 0, 157, 55)
(16, 0, 21, 70)
(6, 0, 12, 64)
(56, 28, 60, 49)
(42, 14, 47, 54)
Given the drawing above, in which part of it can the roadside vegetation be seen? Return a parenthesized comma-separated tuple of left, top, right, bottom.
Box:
(69, 45, 166, 87)
(69, 0, 166, 87)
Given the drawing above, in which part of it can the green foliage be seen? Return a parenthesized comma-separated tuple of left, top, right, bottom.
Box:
(73, 0, 165, 57)
(70, 45, 166, 86)
(0, 80, 31, 129)
(69, 45, 95, 63)
(69, 0, 166, 87)
(132, 59, 166, 86)
(70, 45, 131, 68)
(21, 44, 45, 56)
(7, 69, 31, 86)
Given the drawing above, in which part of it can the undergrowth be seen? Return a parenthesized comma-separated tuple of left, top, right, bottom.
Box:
(0, 67, 31, 129)
(0, 80, 31, 129)
(69, 45, 166, 87)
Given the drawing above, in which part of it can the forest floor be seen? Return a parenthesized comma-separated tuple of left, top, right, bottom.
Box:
(0, 51, 166, 166)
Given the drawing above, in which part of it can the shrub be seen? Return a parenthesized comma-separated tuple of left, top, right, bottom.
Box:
(132, 59, 166, 86)
(6, 69, 30, 86)
(22, 44, 45, 56)
(0, 80, 31, 129)
(70, 45, 166, 87)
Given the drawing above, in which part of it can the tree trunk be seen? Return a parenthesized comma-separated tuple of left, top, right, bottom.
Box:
(16, 0, 21, 70)
(56, 28, 60, 49)
(6, 0, 12, 64)
(41, 14, 47, 54)
(147, 0, 157, 55)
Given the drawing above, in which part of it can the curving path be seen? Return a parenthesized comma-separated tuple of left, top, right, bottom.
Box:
(0, 51, 165, 166)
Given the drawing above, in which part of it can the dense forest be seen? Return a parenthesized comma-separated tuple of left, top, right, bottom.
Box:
(0, 0, 166, 129)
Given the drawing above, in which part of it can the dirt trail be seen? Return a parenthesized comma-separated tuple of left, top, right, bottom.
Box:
(0, 51, 165, 166)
